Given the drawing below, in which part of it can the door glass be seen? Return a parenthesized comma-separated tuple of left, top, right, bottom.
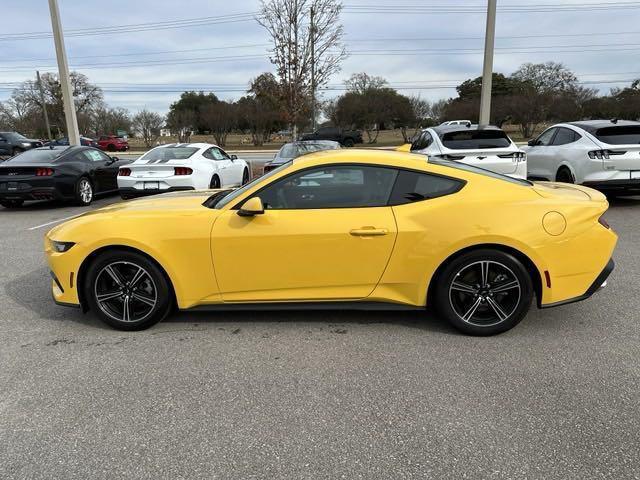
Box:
(552, 128, 577, 146)
(536, 128, 557, 146)
(256, 165, 398, 209)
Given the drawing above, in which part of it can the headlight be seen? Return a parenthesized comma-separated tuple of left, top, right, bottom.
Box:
(50, 240, 75, 253)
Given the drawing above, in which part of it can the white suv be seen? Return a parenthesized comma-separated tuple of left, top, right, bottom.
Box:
(523, 120, 640, 196)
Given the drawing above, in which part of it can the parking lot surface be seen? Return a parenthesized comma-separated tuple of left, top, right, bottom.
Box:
(0, 193, 639, 479)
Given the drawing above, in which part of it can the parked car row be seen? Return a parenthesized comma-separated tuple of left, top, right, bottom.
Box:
(0, 131, 129, 158)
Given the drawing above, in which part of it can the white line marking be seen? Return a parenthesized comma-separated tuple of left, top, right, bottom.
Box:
(28, 213, 83, 231)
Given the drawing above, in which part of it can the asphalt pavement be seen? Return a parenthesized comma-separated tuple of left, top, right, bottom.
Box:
(0, 192, 639, 479)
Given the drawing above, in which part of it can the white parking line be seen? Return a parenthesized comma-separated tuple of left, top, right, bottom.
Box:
(28, 213, 83, 231)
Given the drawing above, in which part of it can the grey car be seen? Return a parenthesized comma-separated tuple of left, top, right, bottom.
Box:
(0, 132, 43, 159)
(264, 140, 341, 174)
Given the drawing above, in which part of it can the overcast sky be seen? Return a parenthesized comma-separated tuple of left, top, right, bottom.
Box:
(1, 0, 639, 113)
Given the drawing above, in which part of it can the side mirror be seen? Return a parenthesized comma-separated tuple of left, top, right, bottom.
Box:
(237, 197, 264, 217)
(230, 154, 238, 160)
(527, 139, 538, 147)
(108, 156, 119, 164)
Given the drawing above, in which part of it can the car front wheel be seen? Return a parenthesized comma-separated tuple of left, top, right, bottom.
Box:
(84, 250, 173, 330)
(434, 249, 533, 336)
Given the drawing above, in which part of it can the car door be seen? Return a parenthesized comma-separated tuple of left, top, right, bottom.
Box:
(78, 149, 114, 192)
(549, 127, 582, 179)
(211, 164, 399, 302)
(205, 147, 233, 186)
(525, 127, 558, 179)
(216, 147, 243, 185)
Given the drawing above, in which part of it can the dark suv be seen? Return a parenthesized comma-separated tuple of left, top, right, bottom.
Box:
(0, 132, 43, 158)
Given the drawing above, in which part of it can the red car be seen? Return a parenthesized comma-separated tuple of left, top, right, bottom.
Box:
(98, 135, 129, 152)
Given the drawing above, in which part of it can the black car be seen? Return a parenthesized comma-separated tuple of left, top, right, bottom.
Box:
(0, 146, 130, 208)
(264, 140, 341, 173)
(45, 136, 100, 148)
(0, 132, 43, 158)
(300, 127, 363, 147)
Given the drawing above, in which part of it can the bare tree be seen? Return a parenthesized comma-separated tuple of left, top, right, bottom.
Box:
(345, 72, 388, 94)
(132, 109, 164, 148)
(258, 0, 347, 138)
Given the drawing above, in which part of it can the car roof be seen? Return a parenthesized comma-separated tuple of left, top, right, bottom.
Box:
(291, 148, 432, 170)
(567, 119, 640, 133)
(155, 142, 213, 149)
(428, 124, 503, 136)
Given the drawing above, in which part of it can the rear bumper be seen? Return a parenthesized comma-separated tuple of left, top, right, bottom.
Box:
(583, 178, 640, 195)
(541, 258, 614, 309)
(0, 183, 64, 201)
(119, 186, 195, 199)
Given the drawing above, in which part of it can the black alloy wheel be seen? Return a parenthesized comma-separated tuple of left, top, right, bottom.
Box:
(556, 167, 574, 184)
(343, 138, 355, 148)
(210, 175, 221, 189)
(85, 250, 172, 330)
(242, 168, 250, 185)
(434, 249, 533, 336)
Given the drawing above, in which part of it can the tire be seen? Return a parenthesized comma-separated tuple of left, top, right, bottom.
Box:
(556, 167, 574, 184)
(84, 250, 173, 331)
(107, 144, 116, 152)
(74, 177, 94, 206)
(241, 168, 250, 185)
(343, 138, 355, 148)
(0, 199, 24, 208)
(209, 175, 221, 189)
(433, 249, 534, 336)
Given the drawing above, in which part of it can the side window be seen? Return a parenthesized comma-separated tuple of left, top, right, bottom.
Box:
(552, 128, 579, 146)
(214, 147, 231, 159)
(204, 148, 226, 161)
(81, 150, 109, 162)
(536, 128, 557, 146)
(389, 170, 464, 205)
(255, 165, 398, 210)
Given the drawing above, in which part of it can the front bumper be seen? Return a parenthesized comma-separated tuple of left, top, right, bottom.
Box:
(541, 258, 615, 309)
(119, 186, 195, 199)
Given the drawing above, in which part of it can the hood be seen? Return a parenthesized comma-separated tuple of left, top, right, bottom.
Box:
(47, 190, 221, 238)
(532, 181, 607, 202)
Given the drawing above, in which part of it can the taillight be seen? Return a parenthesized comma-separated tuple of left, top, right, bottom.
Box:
(118, 168, 131, 176)
(598, 216, 611, 229)
(174, 167, 193, 176)
(588, 150, 610, 160)
(36, 168, 54, 176)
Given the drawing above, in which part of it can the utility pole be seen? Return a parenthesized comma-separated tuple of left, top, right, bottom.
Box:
(310, 5, 316, 132)
(36, 71, 52, 141)
(478, 0, 497, 129)
(47, 0, 80, 145)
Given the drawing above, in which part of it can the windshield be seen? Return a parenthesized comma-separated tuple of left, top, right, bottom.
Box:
(430, 158, 532, 186)
(441, 130, 511, 150)
(212, 161, 293, 209)
(594, 126, 640, 145)
(140, 146, 198, 161)
(4, 132, 29, 141)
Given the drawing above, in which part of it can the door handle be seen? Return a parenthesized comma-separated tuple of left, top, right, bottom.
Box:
(350, 227, 388, 237)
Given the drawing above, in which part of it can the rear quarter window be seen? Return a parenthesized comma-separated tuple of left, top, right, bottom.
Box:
(389, 170, 464, 205)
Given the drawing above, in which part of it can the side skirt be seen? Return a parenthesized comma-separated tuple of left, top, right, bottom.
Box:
(183, 301, 424, 312)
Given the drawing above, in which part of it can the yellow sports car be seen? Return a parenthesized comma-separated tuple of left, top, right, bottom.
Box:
(45, 149, 617, 335)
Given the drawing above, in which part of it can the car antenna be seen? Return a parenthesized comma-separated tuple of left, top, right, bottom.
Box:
(611, 118, 618, 124)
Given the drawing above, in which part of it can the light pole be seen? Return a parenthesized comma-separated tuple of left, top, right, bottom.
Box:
(479, 0, 497, 128)
(48, 0, 80, 145)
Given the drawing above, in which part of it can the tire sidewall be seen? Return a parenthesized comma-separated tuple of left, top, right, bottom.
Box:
(434, 249, 534, 336)
(84, 250, 172, 331)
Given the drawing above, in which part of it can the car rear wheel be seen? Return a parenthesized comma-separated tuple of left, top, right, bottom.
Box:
(241, 168, 250, 185)
(85, 250, 173, 331)
(343, 138, 355, 147)
(209, 175, 221, 189)
(107, 144, 116, 152)
(434, 249, 533, 336)
(74, 177, 93, 206)
(0, 199, 24, 208)
(556, 167, 574, 184)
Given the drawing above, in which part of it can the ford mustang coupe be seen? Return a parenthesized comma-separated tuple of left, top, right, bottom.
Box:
(45, 150, 617, 335)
